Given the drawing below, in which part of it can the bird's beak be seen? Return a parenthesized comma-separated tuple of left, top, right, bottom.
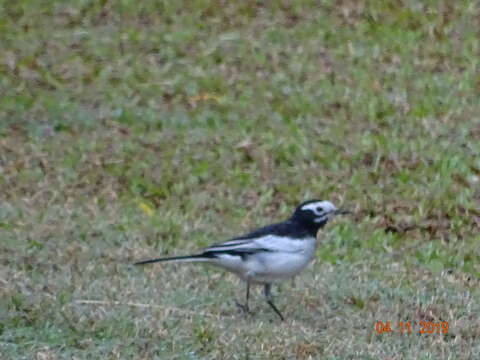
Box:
(334, 209, 351, 215)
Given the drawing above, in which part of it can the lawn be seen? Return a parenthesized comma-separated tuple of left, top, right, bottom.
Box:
(1, 0, 480, 358)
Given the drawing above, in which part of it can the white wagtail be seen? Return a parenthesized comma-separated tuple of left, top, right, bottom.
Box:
(134, 200, 349, 320)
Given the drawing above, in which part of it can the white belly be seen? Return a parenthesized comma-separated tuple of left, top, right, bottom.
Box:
(248, 251, 315, 283)
(212, 236, 317, 284)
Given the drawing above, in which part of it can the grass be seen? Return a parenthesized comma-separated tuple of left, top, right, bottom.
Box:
(1, 0, 480, 358)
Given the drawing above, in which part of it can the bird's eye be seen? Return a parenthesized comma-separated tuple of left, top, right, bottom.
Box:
(316, 206, 323, 213)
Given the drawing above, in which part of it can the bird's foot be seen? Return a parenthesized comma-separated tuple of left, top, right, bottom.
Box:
(234, 300, 251, 315)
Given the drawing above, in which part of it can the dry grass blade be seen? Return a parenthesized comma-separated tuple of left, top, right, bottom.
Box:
(73, 299, 218, 318)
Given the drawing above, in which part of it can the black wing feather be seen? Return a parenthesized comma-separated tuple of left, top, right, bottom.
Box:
(234, 220, 311, 239)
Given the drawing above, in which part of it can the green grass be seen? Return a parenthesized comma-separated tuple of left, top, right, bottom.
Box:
(1, 0, 480, 358)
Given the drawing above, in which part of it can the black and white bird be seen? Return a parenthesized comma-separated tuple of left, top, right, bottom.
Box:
(134, 199, 349, 320)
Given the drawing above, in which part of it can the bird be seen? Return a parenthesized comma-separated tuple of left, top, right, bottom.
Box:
(134, 199, 350, 320)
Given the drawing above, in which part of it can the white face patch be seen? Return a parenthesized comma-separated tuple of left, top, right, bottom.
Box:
(301, 201, 337, 216)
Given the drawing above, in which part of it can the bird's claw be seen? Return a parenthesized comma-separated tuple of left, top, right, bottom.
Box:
(234, 300, 251, 315)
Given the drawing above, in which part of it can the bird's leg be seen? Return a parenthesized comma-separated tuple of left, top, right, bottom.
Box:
(264, 284, 285, 321)
(235, 281, 251, 314)
(246, 280, 250, 311)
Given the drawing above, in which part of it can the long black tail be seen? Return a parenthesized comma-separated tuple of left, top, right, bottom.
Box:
(133, 254, 208, 266)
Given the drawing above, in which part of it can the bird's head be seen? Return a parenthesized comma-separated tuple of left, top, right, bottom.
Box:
(291, 199, 350, 230)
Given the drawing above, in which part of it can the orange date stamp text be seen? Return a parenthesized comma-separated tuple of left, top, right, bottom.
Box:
(375, 321, 449, 335)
